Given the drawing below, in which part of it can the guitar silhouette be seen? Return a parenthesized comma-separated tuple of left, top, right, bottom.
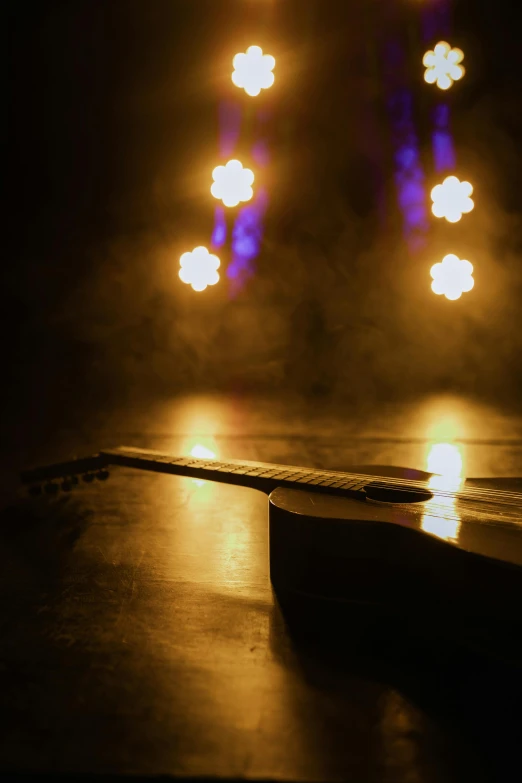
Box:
(21, 445, 522, 659)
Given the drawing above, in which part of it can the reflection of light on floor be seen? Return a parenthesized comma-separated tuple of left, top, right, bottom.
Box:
(422, 442, 464, 542)
(189, 442, 217, 487)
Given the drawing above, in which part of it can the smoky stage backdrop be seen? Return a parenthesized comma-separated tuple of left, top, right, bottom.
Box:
(5, 0, 522, 416)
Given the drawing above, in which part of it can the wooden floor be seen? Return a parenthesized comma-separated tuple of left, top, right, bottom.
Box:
(1, 392, 521, 782)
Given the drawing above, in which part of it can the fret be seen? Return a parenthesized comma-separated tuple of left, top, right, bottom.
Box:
(100, 447, 369, 499)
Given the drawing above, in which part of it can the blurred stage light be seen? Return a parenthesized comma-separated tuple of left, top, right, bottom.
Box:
(384, 41, 429, 251)
(227, 186, 269, 292)
(179, 246, 220, 292)
(426, 442, 463, 476)
(430, 175, 474, 223)
(432, 103, 456, 173)
(211, 159, 254, 208)
(430, 254, 474, 300)
(190, 444, 216, 459)
(232, 45, 275, 97)
(423, 41, 465, 90)
(211, 206, 227, 248)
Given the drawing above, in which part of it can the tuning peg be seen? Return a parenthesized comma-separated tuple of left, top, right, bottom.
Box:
(96, 470, 110, 481)
(61, 479, 73, 492)
(83, 473, 95, 483)
(71, 475, 79, 486)
(44, 483, 59, 495)
(28, 485, 42, 497)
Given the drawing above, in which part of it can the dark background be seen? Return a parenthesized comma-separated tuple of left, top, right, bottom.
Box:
(5, 0, 522, 430)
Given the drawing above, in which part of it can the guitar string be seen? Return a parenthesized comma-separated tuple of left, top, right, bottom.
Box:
(151, 456, 522, 504)
(102, 452, 522, 504)
(107, 454, 522, 510)
(31, 452, 522, 510)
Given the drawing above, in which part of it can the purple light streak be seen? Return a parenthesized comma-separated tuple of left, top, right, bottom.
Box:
(432, 103, 456, 172)
(227, 186, 269, 295)
(387, 77, 429, 251)
(421, 0, 451, 43)
(210, 206, 227, 249)
(213, 99, 270, 294)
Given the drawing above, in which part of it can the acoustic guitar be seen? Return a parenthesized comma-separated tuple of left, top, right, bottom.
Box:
(20, 446, 522, 659)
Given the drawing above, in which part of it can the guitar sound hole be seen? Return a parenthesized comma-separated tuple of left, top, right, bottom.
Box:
(363, 482, 433, 504)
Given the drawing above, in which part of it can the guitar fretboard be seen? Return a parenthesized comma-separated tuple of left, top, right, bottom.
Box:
(102, 447, 369, 499)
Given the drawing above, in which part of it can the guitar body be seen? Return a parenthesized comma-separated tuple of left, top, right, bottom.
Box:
(269, 467, 522, 659)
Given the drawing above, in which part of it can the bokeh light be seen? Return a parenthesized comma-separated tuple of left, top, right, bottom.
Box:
(179, 246, 220, 292)
(423, 41, 465, 90)
(431, 175, 474, 223)
(232, 45, 275, 97)
(426, 442, 463, 476)
(190, 444, 217, 460)
(211, 159, 255, 208)
(430, 254, 474, 301)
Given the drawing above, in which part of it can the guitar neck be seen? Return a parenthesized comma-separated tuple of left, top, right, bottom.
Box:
(100, 447, 369, 498)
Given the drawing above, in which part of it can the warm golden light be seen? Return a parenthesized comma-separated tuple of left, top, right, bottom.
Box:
(190, 443, 217, 486)
(423, 41, 465, 90)
(179, 246, 220, 292)
(422, 442, 464, 542)
(232, 45, 275, 97)
(190, 444, 217, 460)
(211, 159, 254, 208)
(430, 254, 474, 301)
(431, 176, 474, 223)
(426, 442, 463, 477)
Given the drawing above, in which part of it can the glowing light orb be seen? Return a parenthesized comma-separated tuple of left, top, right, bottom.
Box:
(232, 45, 275, 97)
(426, 443, 463, 477)
(211, 159, 254, 208)
(430, 254, 474, 301)
(423, 41, 465, 90)
(190, 444, 216, 459)
(179, 246, 220, 292)
(430, 175, 474, 223)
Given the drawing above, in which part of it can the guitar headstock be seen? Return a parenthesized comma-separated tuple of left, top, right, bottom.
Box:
(21, 454, 111, 496)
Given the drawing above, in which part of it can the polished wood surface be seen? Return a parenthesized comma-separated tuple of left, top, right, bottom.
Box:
(23, 448, 522, 565)
(1, 393, 522, 781)
(269, 476, 522, 666)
